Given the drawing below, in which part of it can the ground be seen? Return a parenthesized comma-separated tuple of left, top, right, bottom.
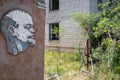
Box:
(44, 50, 120, 80)
(44, 51, 94, 80)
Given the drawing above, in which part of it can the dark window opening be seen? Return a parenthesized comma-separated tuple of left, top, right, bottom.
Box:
(49, 0, 59, 11)
(97, 0, 103, 11)
(49, 23, 59, 41)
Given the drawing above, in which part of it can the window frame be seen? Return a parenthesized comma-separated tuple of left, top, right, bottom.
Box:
(97, 0, 103, 11)
(49, 23, 59, 41)
(49, 0, 59, 11)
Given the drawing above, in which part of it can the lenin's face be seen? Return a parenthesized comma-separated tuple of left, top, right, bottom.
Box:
(1, 10, 36, 55)
(6, 10, 35, 45)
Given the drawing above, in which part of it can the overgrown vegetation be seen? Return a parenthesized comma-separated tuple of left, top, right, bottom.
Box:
(45, 51, 80, 76)
(71, 0, 120, 80)
(45, 1, 120, 80)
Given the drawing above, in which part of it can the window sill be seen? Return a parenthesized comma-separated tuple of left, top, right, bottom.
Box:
(49, 9, 59, 12)
(49, 40, 60, 43)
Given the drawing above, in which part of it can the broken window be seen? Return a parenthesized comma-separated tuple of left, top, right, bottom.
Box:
(97, 0, 103, 10)
(49, 0, 59, 11)
(49, 23, 59, 40)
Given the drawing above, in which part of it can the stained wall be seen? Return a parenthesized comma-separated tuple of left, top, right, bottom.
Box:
(0, 0, 45, 80)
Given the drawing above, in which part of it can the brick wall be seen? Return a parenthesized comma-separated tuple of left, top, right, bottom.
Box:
(45, 0, 98, 51)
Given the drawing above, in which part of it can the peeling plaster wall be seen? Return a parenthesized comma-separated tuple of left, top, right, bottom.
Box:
(0, 0, 45, 80)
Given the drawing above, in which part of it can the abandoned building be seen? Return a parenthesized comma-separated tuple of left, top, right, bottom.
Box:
(45, 0, 106, 51)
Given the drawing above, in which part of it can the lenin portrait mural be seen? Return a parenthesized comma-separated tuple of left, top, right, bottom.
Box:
(1, 10, 36, 55)
(0, 0, 45, 80)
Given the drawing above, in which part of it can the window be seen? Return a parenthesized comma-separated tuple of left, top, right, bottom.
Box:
(97, 0, 103, 10)
(49, 0, 59, 11)
(97, 0, 115, 10)
(49, 23, 59, 41)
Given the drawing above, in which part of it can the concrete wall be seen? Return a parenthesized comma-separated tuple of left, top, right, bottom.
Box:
(45, 0, 98, 51)
(89, 0, 98, 13)
(0, 0, 45, 80)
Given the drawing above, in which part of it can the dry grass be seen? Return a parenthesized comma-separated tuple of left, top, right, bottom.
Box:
(44, 51, 120, 80)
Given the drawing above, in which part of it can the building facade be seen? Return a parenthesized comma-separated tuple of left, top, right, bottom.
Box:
(45, 0, 101, 52)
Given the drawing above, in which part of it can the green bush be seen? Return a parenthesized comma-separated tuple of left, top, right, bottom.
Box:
(114, 66, 120, 74)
